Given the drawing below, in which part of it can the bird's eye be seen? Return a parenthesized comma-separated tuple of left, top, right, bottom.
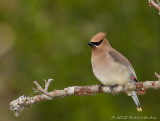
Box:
(91, 39, 103, 46)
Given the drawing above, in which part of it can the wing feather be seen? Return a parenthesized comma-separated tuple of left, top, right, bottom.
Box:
(108, 48, 138, 81)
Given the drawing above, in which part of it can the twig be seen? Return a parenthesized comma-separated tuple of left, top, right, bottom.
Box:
(149, 0, 160, 14)
(155, 72, 160, 80)
(10, 73, 160, 117)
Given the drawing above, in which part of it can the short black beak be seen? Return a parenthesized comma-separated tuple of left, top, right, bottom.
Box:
(88, 42, 94, 47)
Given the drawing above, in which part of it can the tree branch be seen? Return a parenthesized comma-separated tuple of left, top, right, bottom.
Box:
(149, 0, 160, 14)
(10, 73, 160, 117)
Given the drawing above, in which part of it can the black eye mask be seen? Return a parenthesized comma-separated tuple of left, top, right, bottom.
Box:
(91, 40, 103, 46)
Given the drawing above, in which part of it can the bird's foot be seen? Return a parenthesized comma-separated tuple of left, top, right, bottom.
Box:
(110, 84, 118, 95)
(98, 84, 105, 92)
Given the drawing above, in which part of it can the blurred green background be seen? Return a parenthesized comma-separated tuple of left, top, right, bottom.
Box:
(0, 0, 160, 121)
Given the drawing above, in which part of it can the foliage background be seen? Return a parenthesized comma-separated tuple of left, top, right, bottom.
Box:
(0, 0, 160, 121)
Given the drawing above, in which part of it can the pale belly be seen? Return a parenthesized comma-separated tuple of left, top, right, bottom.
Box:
(92, 62, 130, 86)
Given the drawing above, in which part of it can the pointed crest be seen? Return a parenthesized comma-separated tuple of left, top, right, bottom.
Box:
(91, 32, 106, 42)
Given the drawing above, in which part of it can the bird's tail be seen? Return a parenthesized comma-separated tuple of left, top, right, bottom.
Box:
(131, 91, 142, 112)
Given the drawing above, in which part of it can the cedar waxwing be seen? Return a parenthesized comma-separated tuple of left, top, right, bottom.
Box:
(88, 32, 142, 112)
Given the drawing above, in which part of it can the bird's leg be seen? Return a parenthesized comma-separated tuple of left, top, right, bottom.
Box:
(110, 84, 118, 95)
(98, 84, 105, 92)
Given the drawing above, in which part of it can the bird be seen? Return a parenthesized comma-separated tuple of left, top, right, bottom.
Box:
(88, 32, 142, 112)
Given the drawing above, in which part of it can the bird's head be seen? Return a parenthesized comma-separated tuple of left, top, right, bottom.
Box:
(88, 32, 110, 49)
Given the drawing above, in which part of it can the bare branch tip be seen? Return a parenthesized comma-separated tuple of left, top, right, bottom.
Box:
(32, 87, 38, 93)
(149, 0, 160, 14)
(44, 79, 54, 91)
(33, 81, 38, 85)
(44, 79, 47, 83)
(155, 72, 160, 80)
